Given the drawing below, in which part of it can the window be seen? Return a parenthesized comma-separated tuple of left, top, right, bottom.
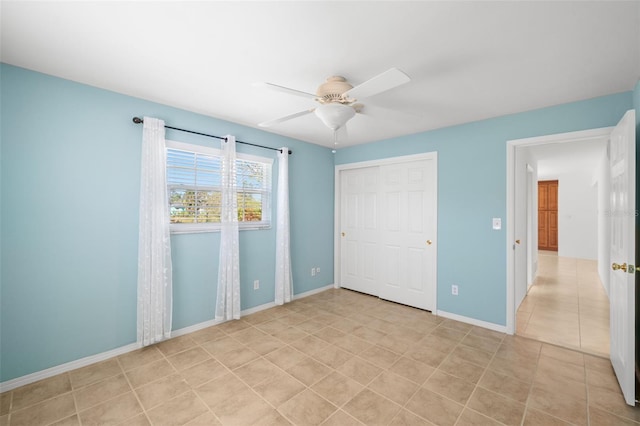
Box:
(165, 140, 272, 233)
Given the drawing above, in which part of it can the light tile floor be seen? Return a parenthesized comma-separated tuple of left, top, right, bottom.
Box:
(517, 252, 610, 357)
(2, 288, 638, 425)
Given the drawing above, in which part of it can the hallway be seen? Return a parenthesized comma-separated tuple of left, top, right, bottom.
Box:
(516, 251, 610, 357)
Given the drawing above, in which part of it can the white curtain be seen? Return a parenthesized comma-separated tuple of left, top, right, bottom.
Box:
(216, 136, 241, 320)
(137, 117, 173, 346)
(275, 147, 293, 305)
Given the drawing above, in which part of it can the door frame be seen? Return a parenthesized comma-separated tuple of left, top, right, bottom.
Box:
(506, 127, 613, 334)
(334, 152, 438, 313)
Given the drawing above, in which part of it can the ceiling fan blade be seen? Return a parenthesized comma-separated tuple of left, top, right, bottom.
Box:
(253, 82, 316, 99)
(258, 108, 315, 127)
(344, 68, 410, 100)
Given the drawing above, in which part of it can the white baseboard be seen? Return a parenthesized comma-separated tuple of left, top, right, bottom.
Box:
(294, 284, 335, 300)
(0, 283, 336, 392)
(242, 301, 277, 316)
(0, 342, 141, 393)
(172, 284, 334, 339)
(169, 318, 224, 338)
(436, 310, 507, 334)
(170, 298, 282, 338)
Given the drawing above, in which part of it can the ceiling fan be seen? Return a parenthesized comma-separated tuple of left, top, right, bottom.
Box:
(256, 68, 411, 136)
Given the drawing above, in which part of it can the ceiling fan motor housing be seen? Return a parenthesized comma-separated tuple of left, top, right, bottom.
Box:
(316, 76, 354, 104)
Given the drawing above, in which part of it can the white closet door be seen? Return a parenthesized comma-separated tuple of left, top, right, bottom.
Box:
(378, 159, 437, 311)
(340, 167, 380, 296)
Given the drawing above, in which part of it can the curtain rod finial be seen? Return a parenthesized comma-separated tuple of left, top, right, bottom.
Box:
(133, 117, 143, 124)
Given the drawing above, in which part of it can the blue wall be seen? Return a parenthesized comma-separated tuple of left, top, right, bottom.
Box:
(1, 62, 636, 383)
(336, 91, 634, 326)
(0, 64, 335, 382)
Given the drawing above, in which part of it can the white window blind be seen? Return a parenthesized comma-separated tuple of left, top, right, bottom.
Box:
(165, 140, 272, 233)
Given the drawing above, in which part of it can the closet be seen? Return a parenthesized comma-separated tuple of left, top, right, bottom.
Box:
(337, 154, 437, 311)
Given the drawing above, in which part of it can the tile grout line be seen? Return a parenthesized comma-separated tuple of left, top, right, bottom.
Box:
(131, 345, 180, 425)
(68, 371, 81, 426)
(334, 318, 437, 425)
(226, 330, 307, 422)
(273, 318, 347, 424)
(524, 342, 591, 426)
(391, 329, 445, 426)
(519, 339, 543, 426)
(112, 356, 152, 426)
(185, 359, 224, 426)
(134, 333, 222, 425)
(3, 391, 12, 426)
(12, 365, 127, 426)
(584, 353, 592, 426)
(190, 322, 269, 422)
(308, 310, 428, 424)
(451, 325, 501, 426)
(216, 318, 339, 424)
(6, 288, 631, 426)
(183, 326, 247, 424)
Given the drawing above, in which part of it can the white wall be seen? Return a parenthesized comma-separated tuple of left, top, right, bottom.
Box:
(515, 146, 535, 309)
(527, 165, 538, 287)
(596, 153, 611, 295)
(557, 171, 599, 259)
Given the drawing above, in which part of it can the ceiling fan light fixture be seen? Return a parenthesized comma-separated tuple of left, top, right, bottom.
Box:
(314, 103, 356, 131)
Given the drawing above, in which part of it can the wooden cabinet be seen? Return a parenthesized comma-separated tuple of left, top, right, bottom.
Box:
(538, 180, 558, 251)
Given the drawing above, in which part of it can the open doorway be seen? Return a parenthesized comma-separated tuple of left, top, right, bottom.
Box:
(519, 143, 609, 356)
(506, 127, 612, 356)
(508, 112, 636, 405)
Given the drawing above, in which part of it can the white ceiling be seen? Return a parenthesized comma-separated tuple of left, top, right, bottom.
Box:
(2, 1, 639, 148)
(532, 139, 607, 180)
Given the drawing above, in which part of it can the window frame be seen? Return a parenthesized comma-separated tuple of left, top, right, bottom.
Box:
(165, 139, 273, 234)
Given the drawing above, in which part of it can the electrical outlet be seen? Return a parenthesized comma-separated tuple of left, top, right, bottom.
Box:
(311, 268, 316, 277)
(253, 280, 259, 290)
(316, 267, 320, 274)
(452, 284, 458, 296)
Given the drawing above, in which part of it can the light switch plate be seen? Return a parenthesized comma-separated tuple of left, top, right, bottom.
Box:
(492, 218, 501, 230)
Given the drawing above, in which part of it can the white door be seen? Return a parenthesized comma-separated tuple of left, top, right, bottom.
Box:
(378, 159, 437, 310)
(340, 167, 380, 295)
(609, 109, 636, 406)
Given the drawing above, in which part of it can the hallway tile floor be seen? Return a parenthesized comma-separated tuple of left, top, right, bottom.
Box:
(2, 287, 637, 425)
(517, 252, 610, 357)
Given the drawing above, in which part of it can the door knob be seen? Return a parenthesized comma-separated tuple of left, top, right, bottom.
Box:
(515, 240, 521, 245)
(612, 262, 628, 272)
(341, 232, 345, 237)
(426, 240, 432, 245)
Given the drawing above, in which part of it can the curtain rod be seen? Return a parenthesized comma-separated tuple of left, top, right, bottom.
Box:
(132, 117, 292, 155)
